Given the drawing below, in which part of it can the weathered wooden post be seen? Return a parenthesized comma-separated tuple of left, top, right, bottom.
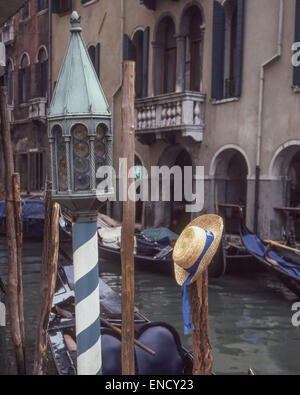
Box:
(33, 181, 59, 375)
(121, 60, 136, 375)
(172, 215, 223, 375)
(47, 11, 114, 375)
(0, 86, 26, 375)
(12, 173, 25, 366)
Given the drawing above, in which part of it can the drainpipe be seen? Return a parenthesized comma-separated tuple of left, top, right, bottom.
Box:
(109, 0, 124, 218)
(254, 0, 284, 234)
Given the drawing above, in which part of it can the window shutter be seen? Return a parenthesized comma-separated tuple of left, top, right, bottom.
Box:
(25, 66, 31, 102)
(67, 0, 72, 11)
(211, 1, 225, 100)
(294, 0, 300, 86)
(95, 43, 100, 78)
(142, 27, 150, 98)
(123, 34, 136, 61)
(35, 62, 42, 97)
(18, 69, 23, 103)
(233, 0, 245, 97)
(52, 0, 60, 13)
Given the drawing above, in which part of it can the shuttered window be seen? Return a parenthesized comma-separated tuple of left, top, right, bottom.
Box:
(211, 0, 245, 100)
(19, 55, 30, 103)
(211, 1, 225, 100)
(52, 0, 72, 14)
(294, 0, 300, 86)
(15, 151, 45, 193)
(88, 43, 100, 79)
(36, 0, 48, 12)
(126, 28, 150, 98)
(35, 48, 48, 97)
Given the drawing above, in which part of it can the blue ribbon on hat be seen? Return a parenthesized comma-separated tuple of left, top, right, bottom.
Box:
(181, 230, 215, 335)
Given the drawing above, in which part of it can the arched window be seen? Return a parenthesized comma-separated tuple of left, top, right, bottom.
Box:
(36, 47, 48, 97)
(88, 43, 100, 78)
(154, 16, 176, 95)
(132, 31, 143, 98)
(18, 54, 30, 103)
(6, 59, 13, 105)
(180, 5, 203, 91)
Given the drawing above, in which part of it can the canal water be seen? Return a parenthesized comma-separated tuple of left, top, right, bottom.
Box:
(0, 238, 299, 375)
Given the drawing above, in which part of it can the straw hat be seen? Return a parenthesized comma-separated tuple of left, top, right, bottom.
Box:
(173, 215, 223, 286)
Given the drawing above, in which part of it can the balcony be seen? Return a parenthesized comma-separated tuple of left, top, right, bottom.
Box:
(1, 19, 15, 45)
(135, 91, 205, 143)
(28, 98, 47, 121)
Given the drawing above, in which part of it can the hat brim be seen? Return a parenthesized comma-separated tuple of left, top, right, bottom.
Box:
(174, 214, 223, 286)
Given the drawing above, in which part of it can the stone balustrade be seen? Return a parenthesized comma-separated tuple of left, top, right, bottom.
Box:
(28, 98, 47, 120)
(135, 91, 205, 142)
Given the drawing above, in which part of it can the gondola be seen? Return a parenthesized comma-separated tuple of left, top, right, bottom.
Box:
(0, 199, 45, 239)
(240, 222, 300, 297)
(60, 211, 226, 278)
(48, 243, 194, 375)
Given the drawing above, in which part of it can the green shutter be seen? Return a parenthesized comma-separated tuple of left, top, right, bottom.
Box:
(142, 27, 150, 98)
(233, 0, 245, 97)
(95, 43, 100, 78)
(211, 1, 225, 100)
(35, 62, 42, 97)
(294, 0, 300, 86)
(123, 34, 136, 61)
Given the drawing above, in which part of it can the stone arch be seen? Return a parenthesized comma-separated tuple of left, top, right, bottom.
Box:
(179, 1, 205, 35)
(19, 52, 30, 68)
(210, 145, 250, 234)
(35, 45, 48, 63)
(153, 144, 193, 232)
(210, 144, 251, 178)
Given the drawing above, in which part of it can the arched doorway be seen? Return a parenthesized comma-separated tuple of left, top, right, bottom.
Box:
(270, 143, 300, 244)
(155, 145, 193, 233)
(213, 148, 248, 235)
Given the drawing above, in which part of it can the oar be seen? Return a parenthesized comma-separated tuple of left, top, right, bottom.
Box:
(100, 316, 156, 357)
(55, 305, 156, 357)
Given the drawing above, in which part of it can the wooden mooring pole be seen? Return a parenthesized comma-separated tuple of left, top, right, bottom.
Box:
(33, 182, 59, 375)
(121, 60, 136, 375)
(190, 270, 213, 375)
(12, 173, 25, 363)
(0, 86, 26, 374)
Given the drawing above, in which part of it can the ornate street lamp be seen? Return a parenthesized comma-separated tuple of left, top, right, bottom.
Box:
(48, 11, 114, 375)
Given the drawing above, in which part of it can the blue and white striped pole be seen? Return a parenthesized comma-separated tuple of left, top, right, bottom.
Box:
(72, 218, 102, 375)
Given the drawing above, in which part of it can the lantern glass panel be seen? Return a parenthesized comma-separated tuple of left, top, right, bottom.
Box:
(95, 123, 107, 178)
(54, 125, 68, 192)
(72, 124, 91, 192)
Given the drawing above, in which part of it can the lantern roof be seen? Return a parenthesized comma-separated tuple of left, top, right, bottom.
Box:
(48, 11, 110, 119)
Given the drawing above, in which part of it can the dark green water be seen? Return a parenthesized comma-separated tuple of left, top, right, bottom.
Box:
(0, 239, 299, 375)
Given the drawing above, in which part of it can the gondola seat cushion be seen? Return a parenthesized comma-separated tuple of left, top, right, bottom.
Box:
(101, 322, 184, 375)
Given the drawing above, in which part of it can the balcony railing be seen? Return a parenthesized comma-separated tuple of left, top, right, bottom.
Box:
(28, 98, 47, 120)
(1, 19, 15, 44)
(135, 91, 205, 142)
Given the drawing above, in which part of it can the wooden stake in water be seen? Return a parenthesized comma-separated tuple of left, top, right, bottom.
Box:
(33, 183, 59, 375)
(0, 86, 26, 375)
(190, 270, 213, 375)
(121, 60, 136, 376)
